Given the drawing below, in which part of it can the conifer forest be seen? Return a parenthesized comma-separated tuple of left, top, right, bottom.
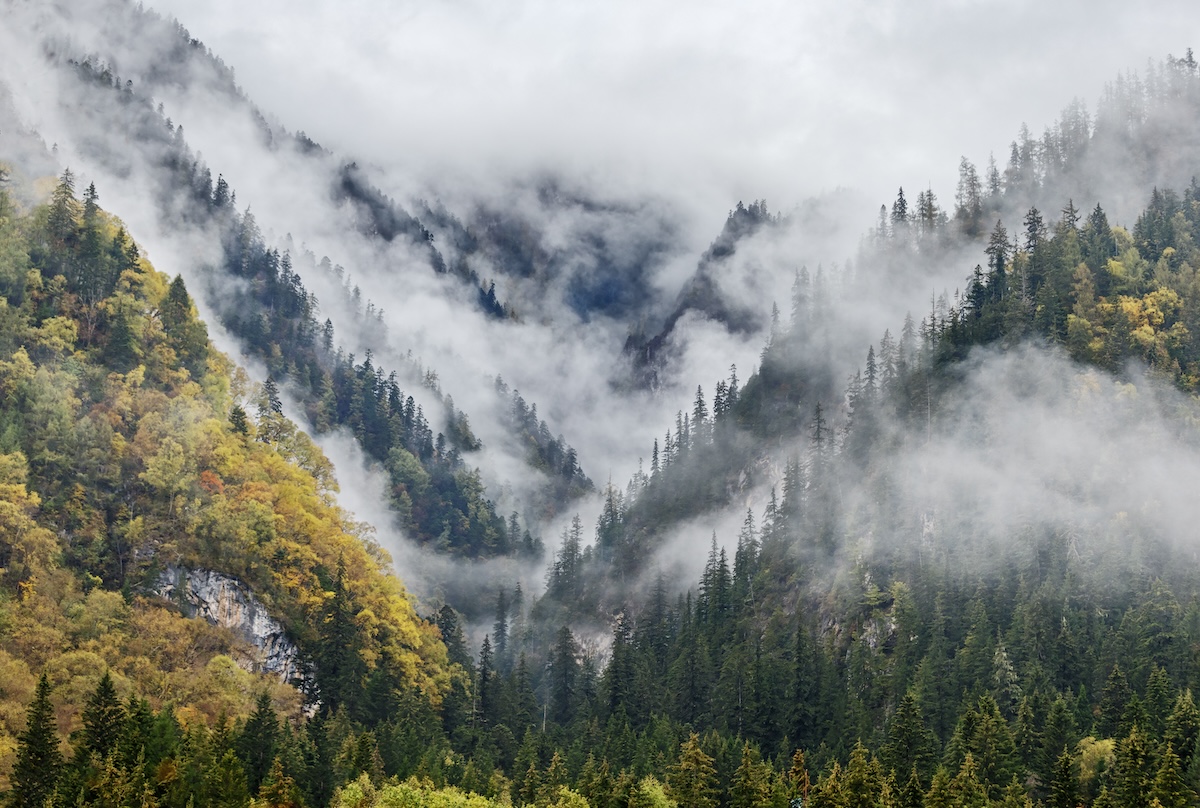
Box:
(6, 2, 1200, 806)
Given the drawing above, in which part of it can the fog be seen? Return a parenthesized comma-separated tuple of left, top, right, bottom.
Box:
(141, 0, 1199, 228)
(637, 341, 1200, 626)
(4, 0, 1200, 621)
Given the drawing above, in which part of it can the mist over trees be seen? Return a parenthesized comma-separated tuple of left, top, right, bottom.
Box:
(7, 2, 1200, 807)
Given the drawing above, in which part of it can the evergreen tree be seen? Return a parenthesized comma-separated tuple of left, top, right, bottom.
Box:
(729, 743, 773, 808)
(493, 588, 510, 673)
(950, 753, 989, 808)
(1100, 664, 1132, 738)
(160, 274, 209, 376)
(317, 557, 366, 717)
(985, 220, 1010, 303)
(787, 749, 812, 805)
(257, 757, 301, 808)
(237, 692, 280, 795)
(1166, 690, 1200, 762)
(1152, 743, 1193, 808)
(11, 673, 62, 808)
(549, 626, 579, 725)
(46, 169, 78, 279)
(477, 634, 497, 728)
(668, 734, 717, 808)
(229, 403, 250, 436)
(1047, 747, 1078, 808)
(924, 766, 953, 808)
(883, 691, 938, 780)
(842, 741, 883, 808)
(208, 748, 251, 808)
(1112, 725, 1154, 808)
(79, 671, 125, 763)
(897, 768, 925, 808)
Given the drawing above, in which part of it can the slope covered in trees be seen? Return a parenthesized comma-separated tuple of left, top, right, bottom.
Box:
(0, 168, 467, 803)
(10, 5, 1200, 805)
(47, 44, 594, 562)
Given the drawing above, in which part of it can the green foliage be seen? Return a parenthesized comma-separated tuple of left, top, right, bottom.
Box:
(10, 673, 61, 808)
(0, 175, 460, 804)
(17, 38, 1200, 808)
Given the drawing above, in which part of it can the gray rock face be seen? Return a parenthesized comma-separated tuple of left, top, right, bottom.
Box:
(155, 567, 301, 683)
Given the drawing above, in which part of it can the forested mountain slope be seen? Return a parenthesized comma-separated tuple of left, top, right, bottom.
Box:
(8, 2, 1200, 806)
(0, 0, 596, 574)
(0, 168, 462, 805)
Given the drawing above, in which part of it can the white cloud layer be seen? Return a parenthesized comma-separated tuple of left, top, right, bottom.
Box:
(147, 0, 1200, 233)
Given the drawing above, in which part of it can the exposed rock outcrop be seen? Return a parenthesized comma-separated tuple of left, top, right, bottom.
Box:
(154, 567, 301, 683)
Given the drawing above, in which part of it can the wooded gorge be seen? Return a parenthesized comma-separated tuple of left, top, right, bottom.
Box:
(6, 2, 1200, 807)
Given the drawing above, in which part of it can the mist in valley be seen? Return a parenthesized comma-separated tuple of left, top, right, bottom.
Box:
(4, 0, 1200, 633)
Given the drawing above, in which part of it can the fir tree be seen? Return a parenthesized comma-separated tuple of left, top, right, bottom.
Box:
(11, 674, 62, 808)
(237, 692, 280, 795)
(79, 671, 125, 763)
(1047, 747, 1078, 808)
(668, 733, 717, 808)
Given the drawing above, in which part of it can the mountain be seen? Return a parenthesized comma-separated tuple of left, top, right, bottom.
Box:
(6, 1, 1200, 807)
(1, 0, 600, 581)
(0, 166, 457, 804)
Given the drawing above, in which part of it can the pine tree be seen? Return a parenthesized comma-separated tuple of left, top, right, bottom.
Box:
(477, 634, 497, 728)
(924, 766, 953, 808)
(76, 182, 107, 306)
(1040, 695, 1077, 784)
(955, 157, 984, 237)
(985, 220, 1010, 302)
(891, 187, 910, 231)
(160, 274, 209, 376)
(1146, 666, 1174, 737)
(787, 749, 811, 805)
(950, 753, 989, 808)
(300, 713, 334, 808)
(493, 588, 510, 674)
(897, 768, 924, 808)
(46, 169, 78, 279)
(1166, 690, 1200, 762)
(883, 691, 937, 780)
(229, 404, 250, 436)
(842, 741, 883, 808)
(1112, 725, 1154, 808)
(11, 673, 62, 808)
(208, 748, 251, 808)
(1099, 664, 1132, 738)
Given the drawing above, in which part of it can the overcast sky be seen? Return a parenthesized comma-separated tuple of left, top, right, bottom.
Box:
(143, 0, 1200, 237)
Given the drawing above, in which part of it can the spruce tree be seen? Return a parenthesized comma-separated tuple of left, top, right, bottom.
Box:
(237, 692, 279, 795)
(11, 673, 62, 808)
(318, 557, 365, 716)
(1152, 743, 1193, 808)
(1047, 747, 1078, 808)
(549, 626, 578, 725)
(883, 691, 937, 780)
(897, 767, 924, 808)
(668, 734, 717, 808)
(257, 757, 300, 808)
(79, 671, 125, 763)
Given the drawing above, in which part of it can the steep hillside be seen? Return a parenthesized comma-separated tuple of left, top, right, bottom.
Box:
(8, 3, 1200, 806)
(0, 168, 461, 804)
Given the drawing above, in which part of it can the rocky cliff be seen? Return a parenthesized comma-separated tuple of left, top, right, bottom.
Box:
(154, 567, 302, 683)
